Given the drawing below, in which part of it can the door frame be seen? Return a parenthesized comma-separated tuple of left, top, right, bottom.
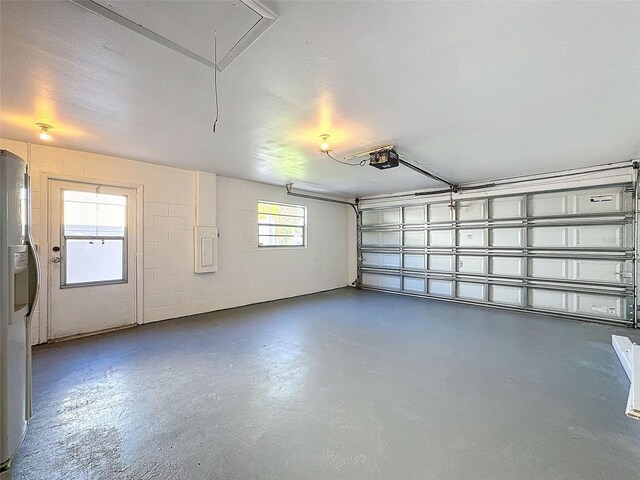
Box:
(40, 172, 144, 341)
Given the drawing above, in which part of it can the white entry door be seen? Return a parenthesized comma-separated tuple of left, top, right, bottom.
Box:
(48, 180, 137, 339)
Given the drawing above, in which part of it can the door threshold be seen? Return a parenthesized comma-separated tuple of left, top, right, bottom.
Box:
(48, 323, 137, 343)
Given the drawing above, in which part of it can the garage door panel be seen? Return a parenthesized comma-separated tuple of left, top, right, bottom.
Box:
(429, 255, 455, 272)
(362, 208, 401, 226)
(530, 258, 627, 284)
(529, 258, 568, 279)
(381, 208, 401, 224)
(574, 225, 623, 248)
(381, 231, 401, 246)
(429, 279, 454, 296)
(361, 231, 401, 246)
(458, 200, 486, 221)
(404, 230, 426, 247)
(529, 187, 627, 217)
(362, 253, 401, 269)
(530, 289, 567, 310)
(404, 206, 426, 224)
(458, 282, 486, 300)
(530, 224, 624, 249)
(490, 196, 524, 219)
(362, 273, 401, 290)
(361, 210, 379, 226)
(458, 256, 486, 274)
(530, 226, 568, 247)
(529, 192, 568, 217)
(573, 188, 625, 215)
(574, 259, 626, 284)
(575, 293, 625, 320)
(458, 229, 486, 247)
(376, 231, 402, 246)
(490, 285, 523, 305)
(429, 203, 452, 222)
(491, 257, 523, 276)
(492, 228, 524, 247)
(361, 231, 378, 246)
(404, 277, 425, 293)
(404, 254, 426, 270)
(429, 230, 454, 247)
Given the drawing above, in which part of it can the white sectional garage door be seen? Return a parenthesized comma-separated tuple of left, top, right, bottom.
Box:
(358, 184, 635, 325)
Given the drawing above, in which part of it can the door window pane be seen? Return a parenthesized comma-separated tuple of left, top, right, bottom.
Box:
(66, 239, 124, 284)
(64, 190, 126, 236)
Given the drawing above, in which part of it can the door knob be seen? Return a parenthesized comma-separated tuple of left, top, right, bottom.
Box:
(51, 257, 61, 264)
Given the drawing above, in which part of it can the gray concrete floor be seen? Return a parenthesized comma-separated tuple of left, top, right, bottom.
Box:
(9, 288, 640, 479)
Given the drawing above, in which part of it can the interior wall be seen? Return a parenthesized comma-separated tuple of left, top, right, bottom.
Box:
(0, 139, 350, 344)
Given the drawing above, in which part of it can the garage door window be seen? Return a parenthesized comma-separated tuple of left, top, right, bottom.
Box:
(258, 201, 306, 247)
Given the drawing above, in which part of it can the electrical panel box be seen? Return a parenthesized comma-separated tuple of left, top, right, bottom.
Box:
(194, 226, 218, 273)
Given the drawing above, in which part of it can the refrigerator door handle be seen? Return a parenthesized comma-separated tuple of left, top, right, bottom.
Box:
(25, 167, 41, 422)
(25, 168, 41, 319)
(26, 239, 40, 318)
(25, 238, 38, 421)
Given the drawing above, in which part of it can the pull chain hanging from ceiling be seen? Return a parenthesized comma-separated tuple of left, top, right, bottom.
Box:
(212, 31, 219, 133)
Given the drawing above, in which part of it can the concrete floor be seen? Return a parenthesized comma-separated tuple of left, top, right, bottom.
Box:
(8, 288, 640, 479)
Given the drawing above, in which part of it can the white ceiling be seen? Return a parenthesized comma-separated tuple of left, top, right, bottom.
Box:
(90, 0, 261, 65)
(1, 0, 639, 197)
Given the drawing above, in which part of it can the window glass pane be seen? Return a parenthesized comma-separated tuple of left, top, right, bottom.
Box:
(258, 203, 305, 217)
(65, 238, 124, 285)
(64, 190, 126, 237)
(257, 213, 305, 226)
(258, 202, 306, 247)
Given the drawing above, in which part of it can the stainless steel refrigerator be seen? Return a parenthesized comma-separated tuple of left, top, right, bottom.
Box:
(0, 150, 40, 472)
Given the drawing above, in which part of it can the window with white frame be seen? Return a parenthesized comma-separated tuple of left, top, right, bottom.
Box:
(258, 201, 306, 247)
(62, 190, 128, 286)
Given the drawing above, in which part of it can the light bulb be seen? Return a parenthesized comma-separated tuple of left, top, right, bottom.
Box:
(319, 134, 330, 153)
(36, 123, 52, 141)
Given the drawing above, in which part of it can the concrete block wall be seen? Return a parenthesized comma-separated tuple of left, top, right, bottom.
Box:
(0, 138, 350, 343)
(142, 175, 349, 322)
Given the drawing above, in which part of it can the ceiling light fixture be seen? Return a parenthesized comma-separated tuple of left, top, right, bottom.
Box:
(36, 123, 52, 141)
(319, 134, 331, 153)
(318, 135, 367, 167)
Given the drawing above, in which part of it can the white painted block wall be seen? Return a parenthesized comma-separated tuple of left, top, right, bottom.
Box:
(0, 139, 350, 344)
